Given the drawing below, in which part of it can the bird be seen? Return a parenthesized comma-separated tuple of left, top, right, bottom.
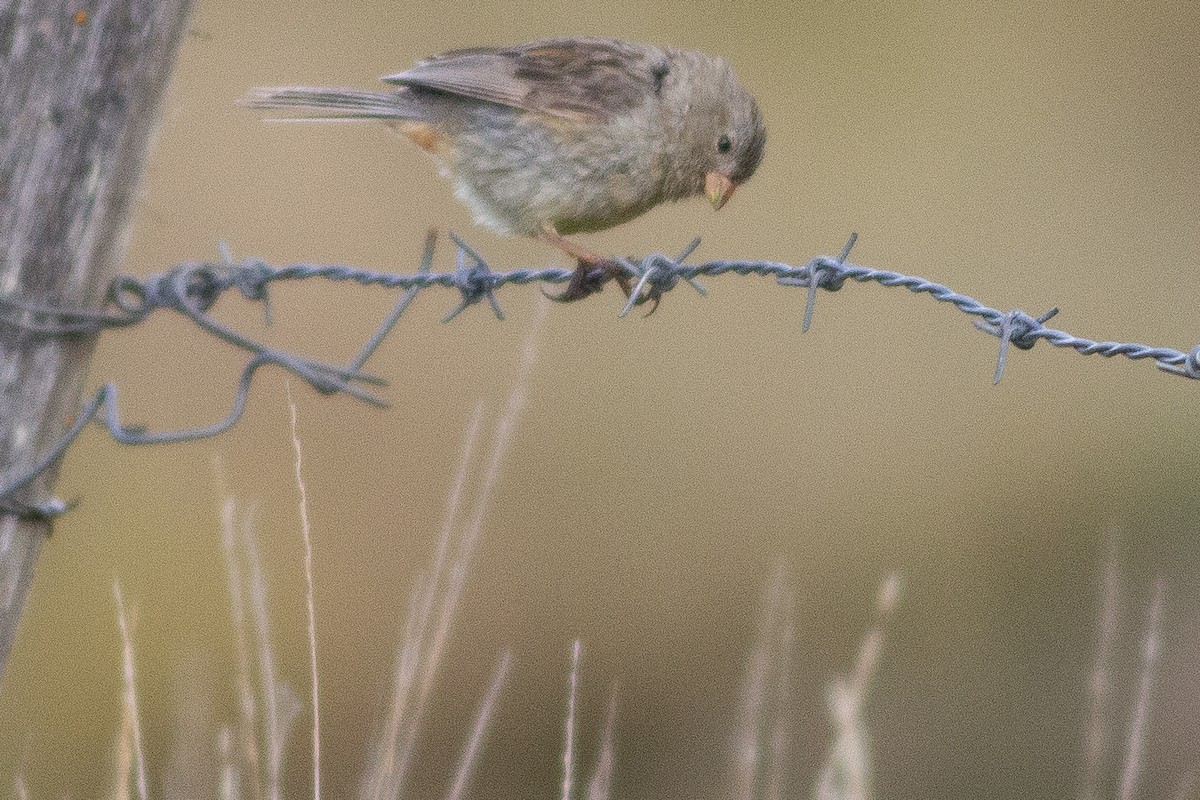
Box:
(242, 37, 766, 306)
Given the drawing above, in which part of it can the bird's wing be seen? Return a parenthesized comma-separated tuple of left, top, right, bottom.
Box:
(381, 38, 667, 121)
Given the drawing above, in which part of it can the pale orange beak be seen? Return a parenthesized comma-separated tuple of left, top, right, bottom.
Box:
(705, 171, 737, 211)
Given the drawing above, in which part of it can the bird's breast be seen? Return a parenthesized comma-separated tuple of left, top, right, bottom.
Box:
(437, 101, 673, 236)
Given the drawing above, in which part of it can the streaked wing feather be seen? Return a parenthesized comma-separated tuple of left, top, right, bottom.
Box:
(381, 38, 661, 120)
(384, 53, 535, 112)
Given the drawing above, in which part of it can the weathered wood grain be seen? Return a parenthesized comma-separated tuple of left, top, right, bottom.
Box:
(0, 0, 195, 674)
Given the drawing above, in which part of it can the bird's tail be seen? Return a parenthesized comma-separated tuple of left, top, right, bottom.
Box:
(239, 86, 424, 119)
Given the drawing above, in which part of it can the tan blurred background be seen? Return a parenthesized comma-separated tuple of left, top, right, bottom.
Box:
(3, 0, 1200, 797)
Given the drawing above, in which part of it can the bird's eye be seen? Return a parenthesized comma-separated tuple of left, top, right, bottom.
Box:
(717, 135, 732, 154)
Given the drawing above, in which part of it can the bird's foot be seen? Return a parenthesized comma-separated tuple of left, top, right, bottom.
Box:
(541, 259, 609, 303)
(542, 258, 659, 313)
(541, 258, 629, 303)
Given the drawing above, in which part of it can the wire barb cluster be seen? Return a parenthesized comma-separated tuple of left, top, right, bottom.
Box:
(1, 232, 1196, 520)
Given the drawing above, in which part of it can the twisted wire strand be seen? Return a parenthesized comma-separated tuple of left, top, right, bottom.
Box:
(1, 232, 1195, 520)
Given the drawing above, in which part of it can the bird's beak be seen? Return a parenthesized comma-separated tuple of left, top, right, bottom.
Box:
(705, 171, 737, 211)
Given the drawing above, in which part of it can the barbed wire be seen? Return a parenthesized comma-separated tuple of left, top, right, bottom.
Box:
(1, 231, 1196, 520)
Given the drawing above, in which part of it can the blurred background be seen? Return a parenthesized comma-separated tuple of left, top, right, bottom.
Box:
(3, 0, 1199, 797)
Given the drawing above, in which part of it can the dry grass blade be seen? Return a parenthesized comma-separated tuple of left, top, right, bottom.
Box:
(446, 650, 513, 800)
(1080, 537, 1121, 800)
(219, 490, 261, 800)
(1117, 578, 1166, 800)
(733, 563, 789, 800)
(763, 588, 795, 800)
(243, 503, 300, 800)
(361, 404, 486, 800)
(113, 580, 148, 800)
(562, 640, 583, 800)
(363, 301, 548, 800)
(585, 683, 620, 800)
(217, 444, 301, 800)
(218, 727, 239, 800)
(814, 573, 902, 800)
(286, 384, 322, 800)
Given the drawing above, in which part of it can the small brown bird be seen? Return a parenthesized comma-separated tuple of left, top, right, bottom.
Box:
(243, 37, 766, 303)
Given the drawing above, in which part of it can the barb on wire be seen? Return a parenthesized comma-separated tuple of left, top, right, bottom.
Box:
(614, 236, 707, 318)
(444, 232, 505, 322)
(1, 231, 1196, 520)
(776, 232, 854, 333)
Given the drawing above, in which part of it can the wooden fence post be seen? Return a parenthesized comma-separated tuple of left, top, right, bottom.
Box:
(0, 0, 195, 675)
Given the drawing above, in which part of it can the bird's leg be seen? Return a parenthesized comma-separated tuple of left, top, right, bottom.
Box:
(536, 229, 639, 303)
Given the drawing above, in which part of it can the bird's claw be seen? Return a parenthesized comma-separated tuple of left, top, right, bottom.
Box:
(542, 258, 661, 314)
(541, 260, 612, 303)
(639, 288, 662, 316)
